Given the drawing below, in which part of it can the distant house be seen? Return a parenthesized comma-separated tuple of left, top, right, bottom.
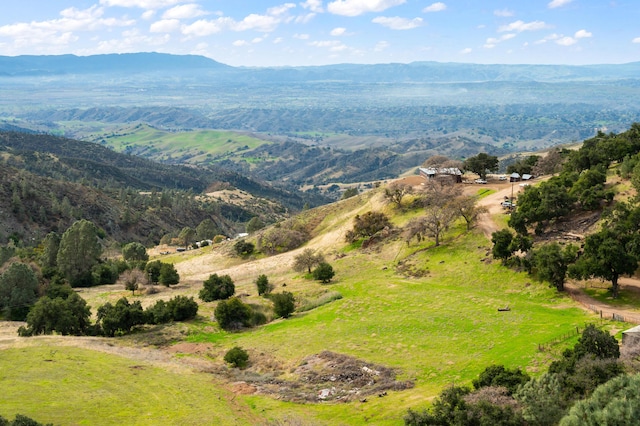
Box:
(521, 174, 533, 181)
(509, 172, 521, 182)
(419, 167, 463, 183)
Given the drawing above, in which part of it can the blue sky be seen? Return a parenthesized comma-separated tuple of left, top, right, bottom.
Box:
(0, 0, 639, 66)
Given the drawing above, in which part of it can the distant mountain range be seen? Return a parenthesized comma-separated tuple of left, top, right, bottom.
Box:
(1, 52, 640, 83)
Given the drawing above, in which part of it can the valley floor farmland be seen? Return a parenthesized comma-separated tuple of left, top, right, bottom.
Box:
(0, 190, 616, 425)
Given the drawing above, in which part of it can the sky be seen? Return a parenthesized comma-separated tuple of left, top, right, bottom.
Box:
(0, 1, 639, 67)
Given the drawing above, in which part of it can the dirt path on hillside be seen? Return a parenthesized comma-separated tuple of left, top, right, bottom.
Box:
(564, 280, 640, 324)
(473, 183, 517, 239)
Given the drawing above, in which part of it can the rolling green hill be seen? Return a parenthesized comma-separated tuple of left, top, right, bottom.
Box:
(0, 186, 609, 425)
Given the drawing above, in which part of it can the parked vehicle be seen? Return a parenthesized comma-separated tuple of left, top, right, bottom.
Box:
(474, 179, 487, 184)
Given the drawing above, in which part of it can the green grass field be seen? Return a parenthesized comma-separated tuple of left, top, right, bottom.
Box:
(184, 231, 599, 425)
(0, 346, 257, 425)
(93, 124, 267, 164)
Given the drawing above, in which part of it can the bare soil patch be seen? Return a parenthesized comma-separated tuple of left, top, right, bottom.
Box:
(217, 350, 413, 403)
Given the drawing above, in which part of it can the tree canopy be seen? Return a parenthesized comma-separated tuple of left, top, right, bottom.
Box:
(463, 153, 499, 180)
(200, 274, 235, 302)
(57, 219, 102, 287)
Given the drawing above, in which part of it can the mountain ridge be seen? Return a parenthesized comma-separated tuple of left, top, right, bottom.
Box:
(1, 52, 640, 82)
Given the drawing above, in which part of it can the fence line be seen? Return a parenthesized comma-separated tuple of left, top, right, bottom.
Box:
(565, 286, 640, 325)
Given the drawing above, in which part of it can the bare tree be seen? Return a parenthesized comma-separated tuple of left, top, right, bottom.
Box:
(122, 269, 145, 295)
(384, 182, 413, 209)
(420, 178, 462, 207)
(423, 203, 458, 246)
(450, 196, 488, 230)
(293, 248, 325, 274)
(404, 217, 427, 246)
(422, 155, 452, 168)
(533, 149, 564, 176)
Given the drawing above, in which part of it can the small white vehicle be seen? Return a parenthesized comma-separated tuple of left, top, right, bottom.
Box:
(474, 179, 487, 184)
(498, 175, 507, 181)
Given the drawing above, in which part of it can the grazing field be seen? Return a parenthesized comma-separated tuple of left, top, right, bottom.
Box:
(183, 231, 597, 425)
(88, 124, 267, 164)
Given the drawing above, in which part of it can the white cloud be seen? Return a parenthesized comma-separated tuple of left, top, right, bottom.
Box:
(374, 40, 389, 51)
(300, 0, 324, 13)
(295, 13, 316, 23)
(552, 30, 591, 47)
(269, 3, 297, 16)
(294, 33, 310, 39)
(493, 9, 514, 17)
(330, 27, 347, 36)
(90, 29, 170, 53)
(548, 0, 573, 9)
(423, 2, 446, 13)
(309, 39, 342, 47)
(142, 10, 156, 20)
(327, 0, 405, 17)
(0, 5, 135, 48)
(182, 7, 290, 37)
(150, 19, 180, 33)
(232, 14, 281, 32)
(556, 36, 576, 46)
(633, 37, 640, 44)
(233, 39, 249, 46)
(372, 16, 423, 30)
(498, 20, 549, 33)
(182, 18, 231, 36)
(534, 33, 560, 44)
(273, 37, 284, 44)
(252, 36, 265, 43)
(484, 33, 516, 48)
(162, 4, 208, 20)
(99, 0, 182, 9)
(575, 29, 592, 39)
(460, 47, 472, 54)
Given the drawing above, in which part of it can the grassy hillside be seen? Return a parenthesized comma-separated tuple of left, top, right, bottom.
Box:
(0, 345, 257, 425)
(88, 123, 267, 164)
(0, 188, 608, 425)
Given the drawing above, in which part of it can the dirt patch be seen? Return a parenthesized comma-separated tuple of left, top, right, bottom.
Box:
(219, 351, 413, 403)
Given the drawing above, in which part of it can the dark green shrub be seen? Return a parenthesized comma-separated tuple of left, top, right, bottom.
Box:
(234, 240, 254, 256)
(167, 295, 198, 321)
(159, 262, 179, 286)
(145, 260, 162, 284)
(97, 298, 145, 337)
(256, 274, 272, 296)
(121, 242, 148, 262)
(312, 262, 335, 283)
(214, 297, 252, 330)
(145, 300, 172, 325)
(271, 291, 295, 318)
(224, 346, 249, 368)
(200, 274, 235, 301)
(472, 364, 530, 395)
(145, 296, 199, 324)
